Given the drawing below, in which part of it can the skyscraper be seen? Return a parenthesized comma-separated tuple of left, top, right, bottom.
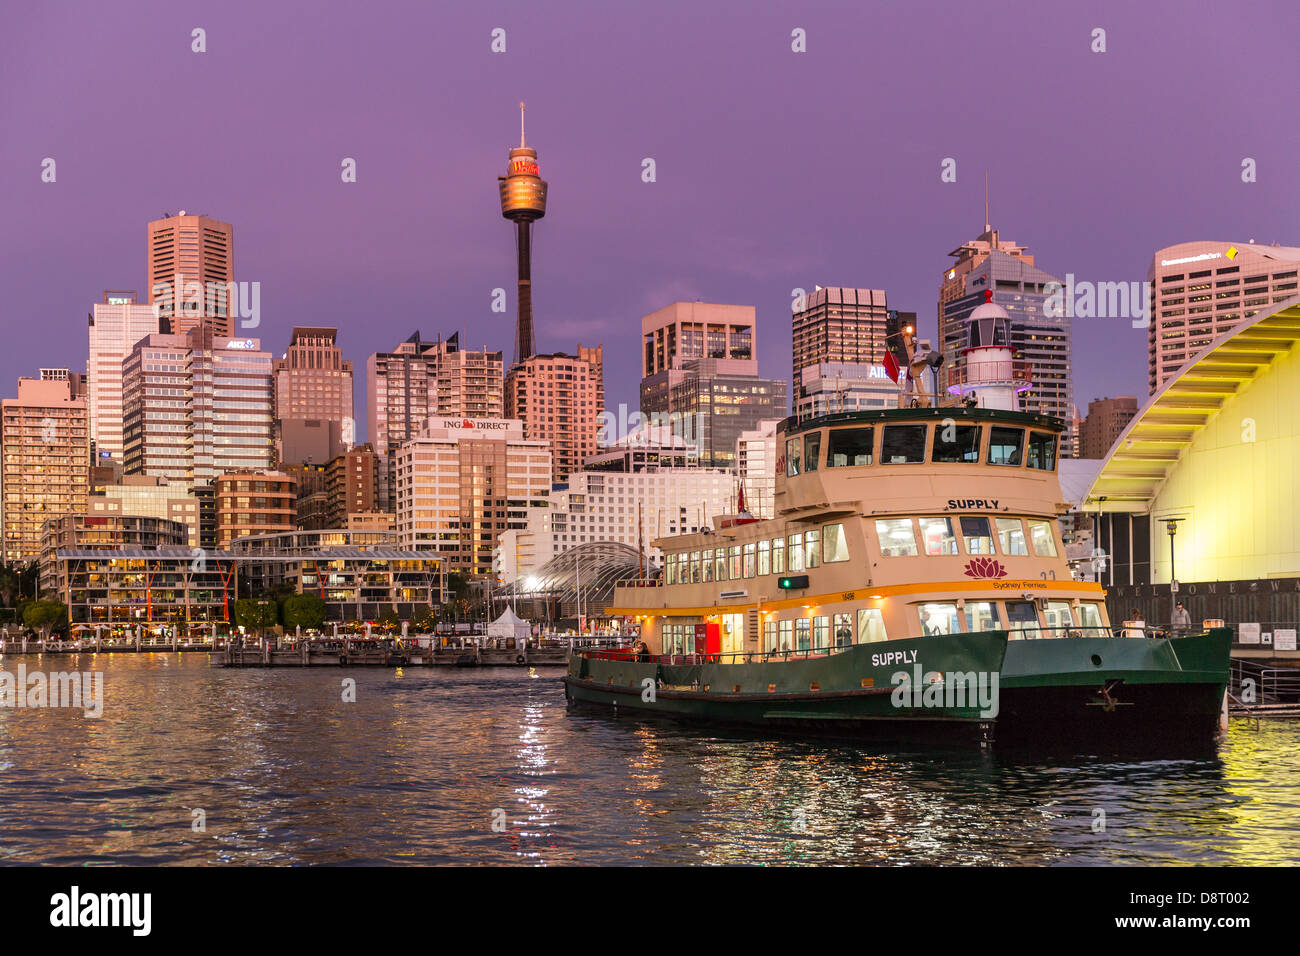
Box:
(498, 103, 548, 366)
(640, 302, 756, 414)
(666, 359, 787, 469)
(121, 327, 274, 483)
(1079, 396, 1138, 459)
(1147, 241, 1300, 394)
(87, 290, 159, 462)
(791, 287, 893, 405)
(1, 374, 90, 564)
(366, 332, 503, 509)
(505, 346, 605, 484)
(273, 326, 354, 465)
(939, 227, 1073, 452)
(146, 212, 235, 337)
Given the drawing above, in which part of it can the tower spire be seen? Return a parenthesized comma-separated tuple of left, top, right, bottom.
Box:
(520, 101, 526, 148)
(984, 169, 990, 233)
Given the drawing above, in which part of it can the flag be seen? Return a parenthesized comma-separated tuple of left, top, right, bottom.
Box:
(883, 349, 900, 383)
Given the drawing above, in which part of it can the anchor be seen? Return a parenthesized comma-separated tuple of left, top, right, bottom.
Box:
(1086, 678, 1134, 712)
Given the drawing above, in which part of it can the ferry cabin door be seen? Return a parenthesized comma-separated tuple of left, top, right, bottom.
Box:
(720, 613, 744, 660)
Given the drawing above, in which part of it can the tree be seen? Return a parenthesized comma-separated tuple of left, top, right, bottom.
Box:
(23, 599, 67, 641)
(0, 564, 20, 608)
(281, 593, 326, 632)
(234, 598, 278, 634)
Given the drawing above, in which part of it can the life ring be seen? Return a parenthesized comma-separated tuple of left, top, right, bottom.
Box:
(515, 654, 526, 664)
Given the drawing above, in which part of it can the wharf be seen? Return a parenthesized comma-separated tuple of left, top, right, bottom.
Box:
(216, 639, 570, 668)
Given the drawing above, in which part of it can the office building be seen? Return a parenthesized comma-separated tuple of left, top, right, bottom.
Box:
(640, 302, 756, 414)
(121, 327, 274, 483)
(794, 362, 900, 420)
(736, 419, 781, 520)
(274, 327, 354, 465)
(87, 475, 202, 548)
(87, 291, 159, 462)
(367, 331, 503, 510)
(666, 359, 787, 469)
(39, 514, 189, 594)
(392, 417, 551, 577)
(326, 443, 379, 528)
(1147, 241, 1300, 394)
(146, 212, 235, 337)
(0, 375, 90, 564)
(939, 226, 1073, 452)
(504, 346, 604, 483)
(791, 287, 897, 405)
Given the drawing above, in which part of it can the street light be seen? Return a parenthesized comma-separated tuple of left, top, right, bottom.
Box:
(1166, 518, 1185, 628)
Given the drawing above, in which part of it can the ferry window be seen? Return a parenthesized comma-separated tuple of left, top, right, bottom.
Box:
(813, 616, 830, 650)
(805, 529, 821, 568)
(1043, 601, 1075, 638)
(667, 554, 678, 585)
(822, 523, 850, 563)
(795, 617, 811, 651)
(1078, 602, 1105, 630)
(715, 549, 727, 582)
(987, 427, 1025, 466)
(960, 516, 995, 554)
(757, 539, 770, 576)
(690, 550, 701, 583)
(827, 427, 873, 467)
(743, 543, 756, 578)
(919, 603, 961, 635)
(702, 548, 714, 583)
(788, 533, 805, 571)
(996, 517, 1028, 555)
(963, 601, 1001, 633)
(857, 608, 887, 643)
(919, 516, 958, 555)
(932, 425, 981, 463)
(763, 619, 778, 653)
(875, 518, 918, 557)
(834, 613, 853, 648)
(1005, 601, 1040, 639)
(882, 424, 928, 464)
(804, 432, 822, 472)
(728, 545, 742, 578)
(1027, 431, 1057, 470)
(778, 619, 793, 652)
(1029, 519, 1058, 557)
(771, 536, 785, 574)
(785, 437, 802, 476)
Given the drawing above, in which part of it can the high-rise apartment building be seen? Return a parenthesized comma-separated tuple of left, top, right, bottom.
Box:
(939, 227, 1073, 452)
(392, 417, 552, 576)
(146, 212, 235, 337)
(505, 345, 604, 484)
(1079, 396, 1139, 459)
(367, 331, 503, 510)
(1, 376, 90, 563)
(274, 327, 354, 465)
(791, 287, 895, 405)
(640, 302, 756, 413)
(325, 443, 379, 528)
(215, 472, 297, 548)
(87, 291, 159, 463)
(1147, 241, 1300, 394)
(121, 327, 274, 483)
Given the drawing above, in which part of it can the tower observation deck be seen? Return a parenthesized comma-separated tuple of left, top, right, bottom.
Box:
(499, 102, 549, 365)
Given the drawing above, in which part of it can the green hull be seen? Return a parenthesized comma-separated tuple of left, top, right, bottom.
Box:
(564, 630, 1008, 742)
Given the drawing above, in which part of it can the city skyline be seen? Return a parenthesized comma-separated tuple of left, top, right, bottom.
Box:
(2, 2, 1296, 441)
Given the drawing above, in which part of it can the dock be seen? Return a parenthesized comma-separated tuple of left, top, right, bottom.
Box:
(216, 639, 570, 668)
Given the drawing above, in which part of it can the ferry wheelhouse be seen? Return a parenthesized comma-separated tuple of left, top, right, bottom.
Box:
(564, 296, 1230, 744)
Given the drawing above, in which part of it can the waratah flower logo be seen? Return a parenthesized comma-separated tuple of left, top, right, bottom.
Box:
(964, 557, 1007, 579)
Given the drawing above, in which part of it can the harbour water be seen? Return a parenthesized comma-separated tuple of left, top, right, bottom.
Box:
(0, 653, 1297, 866)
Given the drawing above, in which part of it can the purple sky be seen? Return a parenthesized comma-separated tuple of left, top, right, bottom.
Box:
(3, 0, 1297, 441)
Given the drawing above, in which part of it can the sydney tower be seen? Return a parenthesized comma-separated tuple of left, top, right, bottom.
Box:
(498, 102, 549, 365)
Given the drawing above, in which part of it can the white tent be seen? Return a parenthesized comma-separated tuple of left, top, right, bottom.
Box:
(487, 607, 531, 641)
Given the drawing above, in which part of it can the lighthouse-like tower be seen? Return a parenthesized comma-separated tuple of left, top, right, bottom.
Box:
(947, 290, 1033, 411)
(498, 102, 549, 366)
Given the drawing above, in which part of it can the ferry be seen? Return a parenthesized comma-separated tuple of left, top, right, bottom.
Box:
(564, 295, 1231, 745)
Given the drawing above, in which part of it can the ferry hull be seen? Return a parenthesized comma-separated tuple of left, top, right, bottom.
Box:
(994, 628, 1232, 745)
(564, 631, 1008, 743)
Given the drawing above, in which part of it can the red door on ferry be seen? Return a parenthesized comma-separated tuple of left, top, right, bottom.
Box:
(705, 623, 721, 658)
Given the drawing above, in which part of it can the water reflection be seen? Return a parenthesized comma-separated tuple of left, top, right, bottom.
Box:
(0, 655, 1296, 865)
